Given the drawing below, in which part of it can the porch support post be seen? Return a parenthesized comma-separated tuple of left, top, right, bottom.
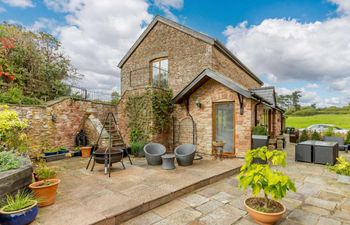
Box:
(237, 93, 244, 115)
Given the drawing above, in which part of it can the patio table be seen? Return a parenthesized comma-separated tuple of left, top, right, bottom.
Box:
(295, 140, 313, 163)
(161, 154, 176, 170)
(312, 141, 338, 165)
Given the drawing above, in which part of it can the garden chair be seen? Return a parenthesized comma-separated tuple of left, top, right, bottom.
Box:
(174, 144, 196, 166)
(144, 143, 166, 165)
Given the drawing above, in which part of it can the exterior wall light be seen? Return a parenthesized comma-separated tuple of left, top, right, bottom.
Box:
(195, 99, 202, 108)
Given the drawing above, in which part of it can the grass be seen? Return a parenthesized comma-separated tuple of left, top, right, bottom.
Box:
(286, 114, 350, 129)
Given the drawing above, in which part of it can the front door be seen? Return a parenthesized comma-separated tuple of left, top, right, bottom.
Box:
(213, 102, 235, 155)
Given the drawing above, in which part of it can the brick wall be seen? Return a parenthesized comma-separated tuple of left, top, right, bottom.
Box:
(7, 98, 117, 155)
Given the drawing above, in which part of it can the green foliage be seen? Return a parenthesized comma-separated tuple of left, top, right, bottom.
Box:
(299, 130, 309, 142)
(126, 88, 174, 142)
(311, 131, 322, 140)
(0, 87, 43, 105)
(324, 127, 334, 137)
(43, 148, 58, 153)
(328, 156, 350, 176)
(252, 125, 268, 135)
(130, 128, 144, 143)
(1, 190, 36, 212)
(0, 151, 27, 172)
(277, 91, 301, 111)
(345, 131, 350, 145)
(110, 91, 120, 105)
(238, 147, 296, 212)
(0, 105, 28, 151)
(0, 24, 79, 103)
(35, 161, 57, 180)
(131, 141, 145, 157)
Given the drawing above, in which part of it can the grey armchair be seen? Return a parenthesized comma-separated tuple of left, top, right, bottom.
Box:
(144, 143, 166, 165)
(324, 136, 348, 152)
(174, 144, 196, 166)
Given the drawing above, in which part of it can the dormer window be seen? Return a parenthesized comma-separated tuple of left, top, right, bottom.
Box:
(151, 58, 168, 88)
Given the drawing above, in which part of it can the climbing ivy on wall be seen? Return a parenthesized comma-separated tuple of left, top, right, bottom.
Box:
(125, 88, 174, 142)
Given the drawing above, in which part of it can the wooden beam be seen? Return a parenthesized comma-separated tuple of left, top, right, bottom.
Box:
(237, 93, 244, 115)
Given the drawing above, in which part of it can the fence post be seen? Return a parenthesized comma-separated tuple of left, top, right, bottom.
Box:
(84, 89, 87, 100)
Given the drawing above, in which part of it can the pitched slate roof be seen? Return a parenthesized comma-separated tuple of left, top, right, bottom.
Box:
(117, 15, 263, 85)
(250, 86, 277, 108)
(173, 69, 255, 103)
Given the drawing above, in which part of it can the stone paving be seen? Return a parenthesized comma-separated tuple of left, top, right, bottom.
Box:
(32, 154, 242, 225)
(123, 144, 350, 225)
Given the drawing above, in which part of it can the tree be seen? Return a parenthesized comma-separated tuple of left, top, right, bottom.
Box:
(0, 24, 80, 103)
(277, 91, 302, 111)
(291, 91, 302, 111)
(111, 91, 120, 104)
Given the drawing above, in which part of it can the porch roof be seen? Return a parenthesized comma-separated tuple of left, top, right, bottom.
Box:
(173, 69, 254, 104)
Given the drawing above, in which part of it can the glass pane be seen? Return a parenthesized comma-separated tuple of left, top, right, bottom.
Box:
(160, 59, 168, 87)
(215, 103, 234, 152)
(152, 62, 159, 87)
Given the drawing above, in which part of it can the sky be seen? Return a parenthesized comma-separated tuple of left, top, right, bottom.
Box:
(0, 0, 350, 107)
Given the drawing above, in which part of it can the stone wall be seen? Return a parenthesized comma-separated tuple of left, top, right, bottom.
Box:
(8, 98, 117, 156)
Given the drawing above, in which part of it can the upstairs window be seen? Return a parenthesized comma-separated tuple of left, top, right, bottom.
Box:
(151, 58, 168, 88)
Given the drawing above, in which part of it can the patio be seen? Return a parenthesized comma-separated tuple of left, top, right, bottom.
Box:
(122, 143, 350, 225)
(32, 155, 243, 225)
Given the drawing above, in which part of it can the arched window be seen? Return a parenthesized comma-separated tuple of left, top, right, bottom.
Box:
(150, 58, 168, 87)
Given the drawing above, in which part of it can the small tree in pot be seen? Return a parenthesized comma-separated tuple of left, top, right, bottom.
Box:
(239, 147, 296, 225)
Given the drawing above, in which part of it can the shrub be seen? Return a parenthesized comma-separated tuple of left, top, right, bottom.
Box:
(0, 105, 28, 152)
(0, 87, 42, 105)
(131, 141, 144, 157)
(1, 190, 36, 212)
(311, 131, 322, 140)
(328, 156, 350, 176)
(0, 151, 27, 172)
(345, 131, 350, 145)
(252, 125, 268, 135)
(238, 147, 296, 212)
(35, 161, 57, 180)
(299, 130, 309, 142)
(324, 127, 334, 137)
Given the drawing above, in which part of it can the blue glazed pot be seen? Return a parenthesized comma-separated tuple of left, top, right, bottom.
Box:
(58, 149, 69, 154)
(44, 152, 58, 156)
(0, 201, 38, 225)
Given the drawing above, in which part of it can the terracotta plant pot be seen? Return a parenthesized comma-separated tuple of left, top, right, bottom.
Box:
(244, 197, 286, 225)
(81, 146, 92, 158)
(29, 179, 60, 207)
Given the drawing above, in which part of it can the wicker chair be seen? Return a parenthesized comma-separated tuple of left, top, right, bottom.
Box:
(174, 144, 196, 166)
(144, 143, 166, 165)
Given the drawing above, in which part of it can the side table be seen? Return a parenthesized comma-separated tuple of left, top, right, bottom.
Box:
(161, 154, 176, 170)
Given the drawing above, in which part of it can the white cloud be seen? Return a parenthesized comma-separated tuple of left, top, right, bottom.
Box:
(30, 18, 59, 34)
(305, 83, 319, 89)
(0, 6, 6, 13)
(154, 0, 183, 22)
(266, 73, 277, 83)
(223, 1, 350, 106)
(1, 0, 33, 8)
(43, 0, 153, 92)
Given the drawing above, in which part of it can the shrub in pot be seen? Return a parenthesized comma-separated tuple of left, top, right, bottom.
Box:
(252, 125, 268, 149)
(239, 147, 296, 225)
(72, 146, 82, 157)
(0, 190, 38, 225)
(29, 164, 60, 207)
(298, 129, 309, 142)
(58, 146, 69, 154)
(43, 148, 58, 156)
(34, 161, 57, 181)
(310, 131, 322, 141)
(328, 156, 350, 184)
(131, 141, 145, 157)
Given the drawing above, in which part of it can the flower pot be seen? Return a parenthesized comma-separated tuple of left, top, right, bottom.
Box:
(244, 197, 285, 225)
(81, 146, 92, 158)
(252, 135, 268, 149)
(72, 150, 82, 157)
(58, 149, 69, 154)
(0, 201, 38, 225)
(44, 152, 58, 156)
(337, 174, 350, 184)
(29, 179, 60, 207)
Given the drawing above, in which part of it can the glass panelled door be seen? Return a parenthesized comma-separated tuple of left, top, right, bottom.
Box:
(214, 102, 235, 154)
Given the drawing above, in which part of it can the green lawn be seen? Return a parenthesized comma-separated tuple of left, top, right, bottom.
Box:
(286, 114, 350, 129)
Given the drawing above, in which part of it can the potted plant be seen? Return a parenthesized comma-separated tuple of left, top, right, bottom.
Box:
(131, 141, 145, 157)
(0, 190, 38, 225)
(72, 146, 82, 157)
(29, 164, 60, 207)
(298, 129, 309, 142)
(80, 146, 92, 158)
(328, 156, 350, 184)
(33, 161, 57, 181)
(58, 146, 69, 154)
(252, 124, 268, 149)
(43, 148, 58, 156)
(239, 147, 296, 225)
